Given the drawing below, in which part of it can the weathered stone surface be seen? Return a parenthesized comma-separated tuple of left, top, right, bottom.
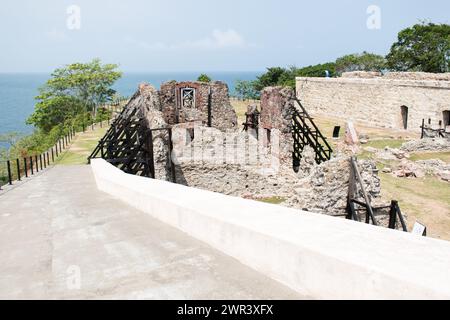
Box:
(400, 138, 450, 152)
(126, 83, 170, 180)
(414, 159, 450, 182)
(364, 146, 378, 153)
(260, 86, 296, 166)
(439, 171, 450, 182)
(297, 146, 316, 178)
(392, 160, 426, 179)
(159, 81, 237, 131)
(384, 72, 450, 81)
(260, 86, 295, 131)
(341, 71, 382, 79)
(296, 73, 450, 132)
(284, 156, 381, 216)
(382, 167, 392, 173)
(344, 121, 359, 145)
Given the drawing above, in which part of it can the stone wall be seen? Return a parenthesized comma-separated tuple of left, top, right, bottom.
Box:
(296, 73, 450, 132)
(170, 126, 384, 220)
(159, 81, 237, 131)
(260, 86, 296, 166)
(125, 83, 171, 180)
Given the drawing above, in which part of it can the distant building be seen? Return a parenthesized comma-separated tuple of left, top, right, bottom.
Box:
(296, 72, 450, 132)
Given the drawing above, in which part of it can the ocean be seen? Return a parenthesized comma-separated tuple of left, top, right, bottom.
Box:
(0, 71, 261, 142)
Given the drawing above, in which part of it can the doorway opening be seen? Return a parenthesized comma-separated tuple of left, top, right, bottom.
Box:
(401, 106, 409, 130)
(443, 110, 450, 127)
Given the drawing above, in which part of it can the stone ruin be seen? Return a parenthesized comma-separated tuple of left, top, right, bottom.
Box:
(297, 71, 450, 133)
(103, 81, 399, 230)
(159, 80, 237, 130)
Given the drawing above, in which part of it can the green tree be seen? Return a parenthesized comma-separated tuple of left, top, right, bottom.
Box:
(28, 58, 122, 132)
(386, 22, 450, 73)
(335, 52, 386, 75)
(197, 74, 212, 82)
(278, 63, 336, 87)
(234, 80, 259, 100)
(253, 67, 288, 91)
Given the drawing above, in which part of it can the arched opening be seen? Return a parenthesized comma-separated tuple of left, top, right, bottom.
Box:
(401, 106, 409, 130)
(443, 110, 450, 128)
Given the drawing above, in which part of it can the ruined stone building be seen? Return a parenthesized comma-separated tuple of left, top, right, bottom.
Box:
(159, 81, 237, 131)
(92, 77, 414, 232)
(92, 80, 395, 229)
(296, 72, 450, 132)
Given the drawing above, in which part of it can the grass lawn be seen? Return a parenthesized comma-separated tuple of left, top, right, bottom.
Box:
(380, 173, 450, 241)
(56, 126, 108, 165)
(230, 99, 260, 126)
(363, 139, 406, 150)
(409, 151, 450, 163)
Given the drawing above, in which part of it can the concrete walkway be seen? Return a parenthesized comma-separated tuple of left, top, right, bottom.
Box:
(0, 165, 304, 299)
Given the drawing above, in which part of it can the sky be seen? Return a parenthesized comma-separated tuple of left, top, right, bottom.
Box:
(0, 0, 449, 72)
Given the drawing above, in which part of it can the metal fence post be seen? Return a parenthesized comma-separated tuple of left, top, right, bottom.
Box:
(7, 160, 12, 185)
(30, 156, 34, 175)
(51, 148, 55, 162)
(35, 155, 39, 172)
(24, 158, 28, 178)
(16, 158, 21, 181)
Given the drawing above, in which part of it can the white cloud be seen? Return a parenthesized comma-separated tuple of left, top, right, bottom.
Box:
(135, 29, 249, 51)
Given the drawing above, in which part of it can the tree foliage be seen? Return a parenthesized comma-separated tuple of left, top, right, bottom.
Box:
(27, 58, 122, 132)
(234, 80, 260, 100)
(277, 64, 336, 88)
(253, 67, 287, 91)
(335, 52, 386, 75)
(197, 74, 212, 82)
(252, 63, 335, 91)
(386, 22, 450, 73)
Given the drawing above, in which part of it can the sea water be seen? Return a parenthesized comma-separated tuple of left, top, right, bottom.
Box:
(0, 71, 261, 148)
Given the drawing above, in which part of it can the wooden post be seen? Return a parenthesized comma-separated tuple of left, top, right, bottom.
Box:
(350, 157, 377, 225)
(421, 119, 425, 139)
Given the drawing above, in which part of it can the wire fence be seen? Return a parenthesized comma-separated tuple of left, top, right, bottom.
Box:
(0, 98, 128, 191)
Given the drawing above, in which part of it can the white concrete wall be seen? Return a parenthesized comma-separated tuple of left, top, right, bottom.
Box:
(91, 159, 450, 300)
